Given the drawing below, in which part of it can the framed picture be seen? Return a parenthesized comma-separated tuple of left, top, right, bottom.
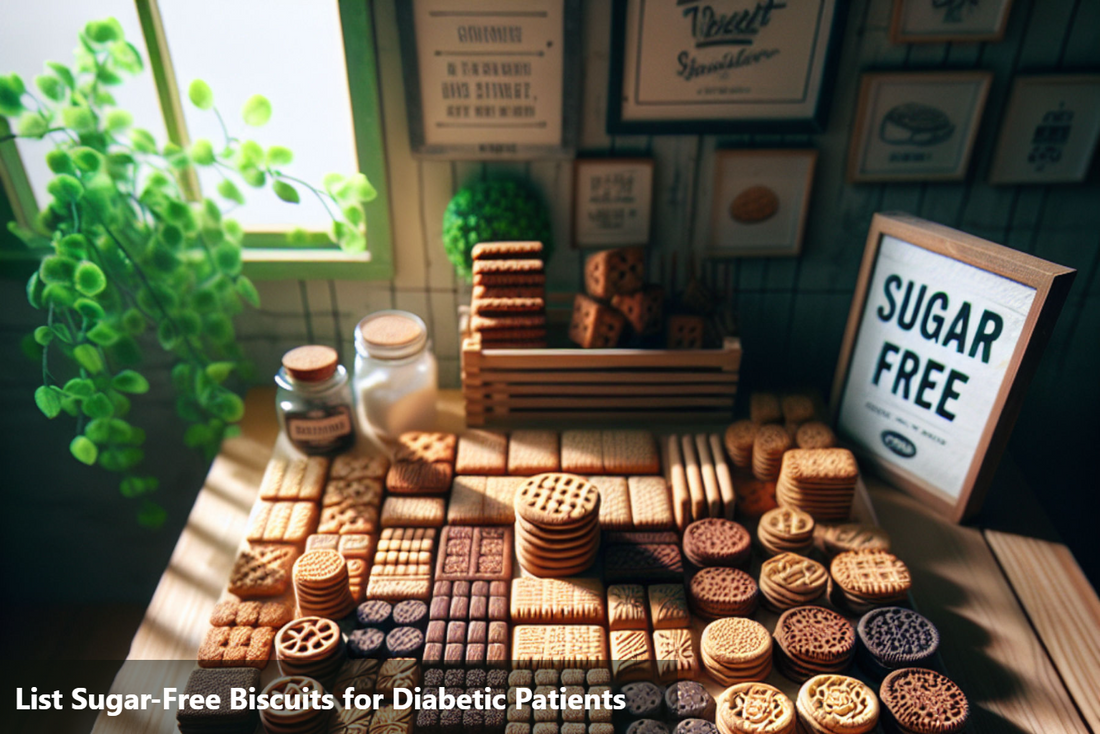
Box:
(890, 0, 1014, 43)
(831, 213, 1075, 522)
(848, 71, 992, 183)
(989, 74, 1100, 185)
(607, 0, 850, 134)
(395, 0, 581, 159)
(573, 158, 654, 248)
(709, 150, 817, 257)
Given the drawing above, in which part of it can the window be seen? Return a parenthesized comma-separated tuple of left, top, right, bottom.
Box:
(0, 0, 393, 279)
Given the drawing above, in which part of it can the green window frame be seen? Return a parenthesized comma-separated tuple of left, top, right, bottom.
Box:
(0, 0, 393, 280)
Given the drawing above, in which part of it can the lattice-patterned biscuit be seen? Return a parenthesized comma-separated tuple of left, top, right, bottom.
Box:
(610, 629, 654, 681)
(508, 430, 560, 475)
(590, 476, 632, 531)
(774, 606, 855, 665)
(227, 544, 295, 598)
(246, 501, 318, 544)
(607, 584, 647, 630)
(319, 500, 379, 535)
(514, 473, 600, 527)
(210, 600, 291, 628)
(380, 496, 445, 528)
(512, 625, 607, 669)
(198, 625, 274, 669)
(511, 578, 606, 624)
(796, 675, 878, 734)
(627, 476, 674, 530)
(830, 550, 911, 600)
(394, 432, 456, 463)
(455, 430, 509, 475)
(602, 431, 660, 474)
(561, 430, 603, 473)
(366, 528, 436, 601)
(647, 584, 690, 630)
(653, 628, 697, 682)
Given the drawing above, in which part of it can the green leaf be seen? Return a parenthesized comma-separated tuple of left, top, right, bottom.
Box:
(348, 173, 378, 203)
(273, 180, 299, 203)
(323, 172, 345, 196)
(266, 145, 293, 166)
(0, 73, 26, 116)
(50, 323, 73, 343)
(35, 386, 62, 418)
(188, 79, 214, 110)
(73, 343, 104, 373)
(104, 109, 132, 132)
(211, 392, 245, 422)
(343, 204, 364, 227)
(45, 150, 74, 174)
(240, 167, 265, 188)
(164, 199, 190, 224)
(83, 392, 114, 419)
(16, 113, 49, 138)
(61, 106, 96, 133)
(85, 18, 123, 43)
(217, 178, 244, 204)
(33, 326, 53, 345)
(87, 322, 119, 346)
(26, 272, 44, 309)
(108, 40, 143, 73)
(214, 242, 242, 275)
(130, 128, 156, 153)
(107, 390, 131, 417)
(74, 298, 106, 321)
(160, 224, 183, 248)
(35, 74, 65, 101)
(72, 147, 103, 172)
(223, 219, 243, 242)
(235, 275, 260, 308)
(203, 314, 233, 343)
(63, 377, 95, 397)
(45, 62, 74, 89)
(112, 369, 150, 394)
(41, 255, 76, 284)
(70, 435, 98, 465)
(190, 138, 214, 165)
(121, 308, 145, 335)
(241, 94, 271, 126)
(137, 500, 167, 529)
(205, 362, 235, 383)
(74, 261, 107, 296)
(58, 233, 89, 259)
(47, 174, 83, 203)
(43, 283, 77, 307)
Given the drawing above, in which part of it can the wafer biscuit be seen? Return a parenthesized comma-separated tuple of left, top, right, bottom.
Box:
(473, 285, 546, 300)
(472, 241, 544, 260)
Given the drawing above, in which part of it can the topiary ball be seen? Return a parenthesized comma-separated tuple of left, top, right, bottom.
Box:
(442, 179, 552, 281)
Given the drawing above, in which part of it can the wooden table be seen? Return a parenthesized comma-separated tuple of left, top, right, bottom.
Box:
(93, 388, 1099, 734)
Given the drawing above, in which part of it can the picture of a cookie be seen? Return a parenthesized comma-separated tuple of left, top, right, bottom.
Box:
(682, 518, 751, 568)
(591, 476, 633, 531)
(385, 461, 453, 495)
(395, 432, 457, 463)
(198, 625, 275, 669)
(512, 625, 608, 669)
(759, 552, 827, 612)
(246, 501, 318, 545)
(322, 478, 383, 507)
(647, 584, 690, 630)
(569, 293, 626, 349)
(331, 453, 390, 481)
(830, 549, 911, 611)
(472, 297, 547, 315)
(610, 629, 655, 681)
(857, 606, 940, 676)
(621, 681, 665, 719)
(611, 285, 664, 335)
(729, 186, 779, 224)
(716, 683, 794, 734)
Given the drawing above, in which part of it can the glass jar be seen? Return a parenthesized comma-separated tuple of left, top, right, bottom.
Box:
(353, 310, 438, 444)
(275, 345, 355, 455)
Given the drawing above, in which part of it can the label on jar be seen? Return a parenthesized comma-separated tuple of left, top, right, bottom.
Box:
(285, 406, 353, 452)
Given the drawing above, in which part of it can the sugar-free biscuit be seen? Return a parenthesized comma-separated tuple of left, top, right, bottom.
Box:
(472, 241, 544, 260)
(386, 461, 453, 494)
(319, 499, 379, 535)
(653, 628, 697, 682)
(198, 626, 274, 669)
(210, 600, 291, 628)
(394, 432, 457, 463)
(474, 272, 547, 287)
(512, 625, 607, 669)
(584, 247, 644, 300)
(602, 430, 660, 474)
(569, 294, 626, 349)
(607, 584, 648, 630)
(246, 501, 318, 544)
(511, 578, 606, 624)
(590, 476, 633, 531)
(227, 544, 295, 598)
(716, 683, 794, 734)
(331, 453, 389, 481)
(455, 430, 508, 475)
(749, 393, 782, 424)
(508, 430, 560, 475)
(628, 476, 674, 530)
(561, 430, 604, 474)
(473, 259, 545, 274)
(610, 629, 654, 681)
(667, 315, 705, 349)
(611, 285, 663, 335)
(322, 478, 383, 507)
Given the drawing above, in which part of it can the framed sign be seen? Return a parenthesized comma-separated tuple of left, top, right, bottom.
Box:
(848, 71, 991, 183)
(989, 74, 1100, 185)
(573, 158, 654, 248)
(890, 0, 1014, 44)
(831, 213, 1075, 522)
(709, 149, 817, 257)
(396, 0, 580, 159)
(607, 0, 849, 134)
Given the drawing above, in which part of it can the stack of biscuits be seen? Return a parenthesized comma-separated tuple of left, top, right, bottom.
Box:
(758, 552, 828, 612)
(776, 448, 859, 522)
(752, 424, 792, 481)
(772, 606, 856, 682)
(757, 507, 815, 556)
(829, 549, 912, 613)
(469, 241, 547, 348)
(292, 549, 356, 619)
(572, 246, 679, 349)
(274, 616, 347, 686)
(700, 617, 773, 684)
(688, 566, 759, 618)
(513, 473, 601, 576)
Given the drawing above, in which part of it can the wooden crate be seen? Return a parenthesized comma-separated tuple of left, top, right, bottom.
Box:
(461, 336, 742, 426)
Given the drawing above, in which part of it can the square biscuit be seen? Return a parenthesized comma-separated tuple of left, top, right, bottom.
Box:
(246, 501, 317, 544)
(647, 584, 690, 629)
(627, 476, 675, 530)
(607, 584, 648, 631)
(508, 430, 560, 475)
(323, 478, 383, 507)
(380, 497, 445, 528)
(227, 544, 296, 598)
(584, 247, 644, 300)
(386, 461, 453, 494)
(455, 430, 509, 475)
(561, 430, 603, 474)
(609, 629, 654, 681)
(652, 628, 697, 681)
(448, 476, 488, 525)
(568, 294, 625, 349)
(394, 432, 457, 463)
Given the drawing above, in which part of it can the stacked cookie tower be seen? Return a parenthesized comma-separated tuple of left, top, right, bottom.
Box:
(469, 241, 547, 348)
(293, 549, 356, 619)
(513, 472, 601, 576)
(772, 606, 856, 682)
(758, 552, 828, 612)
(274, 616, 347, 686)
(700, 617, 773, 684)
(776, 448, 860, 521)
(829, 549, 912, 613)
(757, 506, 815, 556)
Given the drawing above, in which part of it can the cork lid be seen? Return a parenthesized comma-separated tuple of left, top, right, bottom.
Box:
(281, 345, 339, 382)
(356, 310, 428, 360)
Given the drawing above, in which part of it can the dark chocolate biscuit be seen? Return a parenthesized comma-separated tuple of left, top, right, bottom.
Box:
(424, 668, 445, 687)
(665, 681, 715, 721)
(347, 627, 385, 658)
(488, 669, 510, 688)
(393, 599, 429, 629)
(628, 720, 670, 734)
(604, 544, 684, 584)
(622, 681, 664, 719)
(681, 518, 751, 568)
(385, 626, 425, 657)
(880, 667, 969, 734)
(857, 606, 939, 669)
(674, 719, 718, 734)
(417, 708, 441, 733)
(357, 599, 394, 629)
(445, 669, 466, 687)
(604, 531, 681, 545)
(177, 668, 260, 733)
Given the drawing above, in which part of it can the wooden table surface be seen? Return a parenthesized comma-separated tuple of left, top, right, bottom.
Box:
(93, 388, 1099, 734)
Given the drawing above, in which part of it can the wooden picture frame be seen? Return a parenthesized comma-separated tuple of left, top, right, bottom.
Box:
(848, 71, 992, 183)
(989, 74, 1100, 185)
(890, 0, 1014, 44)
(708, 149, 817, 258)
(572, 158, 654, 248)
(395, 0, 581, 159)
(606, 0, 850, 134)
(830, 213, 1075, 522)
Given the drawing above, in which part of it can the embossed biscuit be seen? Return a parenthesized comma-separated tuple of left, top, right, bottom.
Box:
(857, 606, 939, 670)
(602, 430, 660, 474)
(610, 629, 654, 681)
(365, 528, 436, 601)
(830, 550, 911, 601)
(590, 476, 633, 531)
(730, 185, 779, 224)
(228, 544, 296, 598)
(247, 501, 318, 544)
(628, 476, 675, 530)
(472, 241, 544, 260)
(198, 625, 274, 668)
(508, 430, 560, 475)
(394, 432, 457, 463)
(435, 525, 513, 581)
(781, 448, 859, 483)
(386, 461, 453, 494)
(210, 600, 292, 628)
(514, 473, 600, 526)
(473, 258, 545, 274)
(681, 518, 751, 567)
(653, 628, 697, 682)
(323, 478, 383, 507)
(607, 584, 648, 630)
(716, 683, 794, 734)
(879, 668, 968, 734)
(604, 544, 683, 584)
(511, 578, 606, 624)
(688, 567, 758, 618)
(472, 297, 547, 315)
(380, 496, 445, 528)
(376, 658, 421, 697)
(561, 430, 603, 474)
(455, 430, 509, 475)
(647, 584, 690, 630)
(512, 625, 607, 669)
(774, 606, 855, 668)
(319, 500, 379, 535)
(759, 552, 827, 611)
(332, 453, 390, 481)
(796, 675, 878, 734)
(333, 658, 381, 698)
(795, 421, 836, 450)
(369, 704, 414, 734)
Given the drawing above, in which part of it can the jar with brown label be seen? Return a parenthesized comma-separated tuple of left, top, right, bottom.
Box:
(275, 345, 355, 455)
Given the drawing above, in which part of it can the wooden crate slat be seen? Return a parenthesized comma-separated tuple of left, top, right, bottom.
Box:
(465, 410, 737, 424)
(470, 383, 738, 396)
(470, 396, 735, 409)
(471, 370, 740, 384)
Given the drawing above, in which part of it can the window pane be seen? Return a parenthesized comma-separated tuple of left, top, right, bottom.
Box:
(159, 0, 359, 232)
(0, 0, 168, 211)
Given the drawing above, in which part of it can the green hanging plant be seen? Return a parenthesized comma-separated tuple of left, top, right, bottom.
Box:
(0, 17, 377, 527)
(442, 179, 552, 281)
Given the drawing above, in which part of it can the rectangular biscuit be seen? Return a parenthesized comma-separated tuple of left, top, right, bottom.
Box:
(258, 457, 328, 501)
(647, 584, 690, 629)
(472, 241, 544, 260)
(627, 476, 674, 530)
(322, 478, 383, 507)
(694, 434, 723, 518)
(395, 432, 457, 463)
(227, 544, 296, 598)
(664, 434, 691, 530)
(511, 578, 606, 624)
(198, 626, 274, 669)
(455, 430, 508, 475)
(607, 584, 648, 631)
(512, 625, 607, 669)
(602, 431, 660, 474)
(435, 526, 514, 581)
(246, 501, 318, 544)
(380, 497, 445, 528)
(589, 476, 632, 531)
(474, 272, 546, 287)
(472, 297, 546, 315)
(484, 476, 521, 524)
(447, 475, 488, 525)
(561, 430, 603, 474)
(709, 433, 736, 520)
(472, 259, 545, 274)
(507, 430, 560, 475)
(386, 461, 453, 494)
(473, 285, 545, 300)
(653, 628, 698, 681)
(680, 434, 707, 521)
(331, 452, 390, 481)
(257, 458, 287, 500)
(319, 500, 379, 534)
(609, 629, 654, 682)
